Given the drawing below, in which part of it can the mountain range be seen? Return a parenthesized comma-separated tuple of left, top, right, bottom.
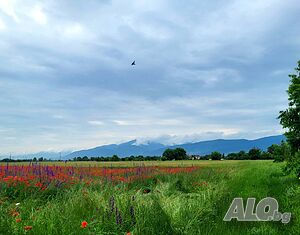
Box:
(4, 151, 72, 160)
(66, 135, 285, 159)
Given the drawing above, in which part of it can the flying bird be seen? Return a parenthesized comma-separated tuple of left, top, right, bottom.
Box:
(131, 60, 136, 66)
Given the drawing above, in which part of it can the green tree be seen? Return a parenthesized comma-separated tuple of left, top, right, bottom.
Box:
(226, 153, 239, 160)
(210, 151, 222, 160)
(174, 148, 188, 160)
(278, 60, 300, 176)
(162, 149, 173, 160)
(248, 148, 261, 160)
(162, 148, 187, 160)
(268, 142, 291, 162)
(82, 156, 89, 161)
(111, 155, 120, 161)
(260, 151, 272, 160)
(238, 150, 248, 160)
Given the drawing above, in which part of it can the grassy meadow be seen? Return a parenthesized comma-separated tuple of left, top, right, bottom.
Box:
(0, 160, 299, 235)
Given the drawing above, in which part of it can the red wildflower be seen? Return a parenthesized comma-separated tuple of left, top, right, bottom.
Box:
(35, 182, 43, 188)
(16, 218, 21, 223)
(127, 232, 131, 235)
(120, 177, 125, 182)
(24, 226, 32, 231)
(81, 221, 88, 228)
(12, 211, 20, 217)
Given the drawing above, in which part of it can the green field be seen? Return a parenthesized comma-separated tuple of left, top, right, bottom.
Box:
(0, 160, 299, 235)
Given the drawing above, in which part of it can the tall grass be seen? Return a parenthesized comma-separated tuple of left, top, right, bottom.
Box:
(0, 161, 299, 235)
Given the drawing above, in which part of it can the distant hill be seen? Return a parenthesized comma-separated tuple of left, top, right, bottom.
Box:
(8, 151, 72, 160)
(168, 135, 285, 155)
(66, 135, 285, 158)
(66, 140, 165, 159)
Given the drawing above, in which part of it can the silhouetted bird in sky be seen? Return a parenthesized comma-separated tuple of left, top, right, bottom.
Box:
(131, 60, 136, 66)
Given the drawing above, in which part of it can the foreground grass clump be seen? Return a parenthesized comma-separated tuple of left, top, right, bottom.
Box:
(0, 160, 299, 234)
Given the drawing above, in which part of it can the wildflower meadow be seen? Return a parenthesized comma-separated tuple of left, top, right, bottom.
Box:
(0, 160, 299, 234)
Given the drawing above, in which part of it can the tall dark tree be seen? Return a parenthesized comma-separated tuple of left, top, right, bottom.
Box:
(278, 60, 300, 175)
(162, 148, 187, 160)
(268, 142, 291, 162)
(210, 151, 222, 160)
(238, 150, 247, 159)
(173, 148, 188, 160)
(111, 155, 120, 161)
(248, 148, 261, 160)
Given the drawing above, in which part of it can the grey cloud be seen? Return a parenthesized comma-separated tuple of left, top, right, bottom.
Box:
(0, 0, 299, 154)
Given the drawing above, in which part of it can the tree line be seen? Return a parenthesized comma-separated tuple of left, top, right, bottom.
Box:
(160, 142, 290, 161)
(278, 60, 300, 178)
(0, 141, 290, 162)
(1, 139, 292, 163)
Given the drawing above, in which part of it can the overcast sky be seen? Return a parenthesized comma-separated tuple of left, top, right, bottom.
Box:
(0, 0, 299, 154)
